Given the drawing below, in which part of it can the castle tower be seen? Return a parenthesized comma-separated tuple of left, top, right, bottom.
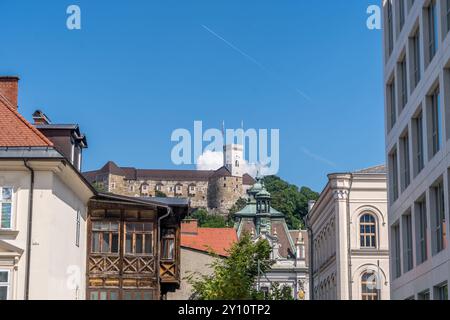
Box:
(223, 144, 243, 177)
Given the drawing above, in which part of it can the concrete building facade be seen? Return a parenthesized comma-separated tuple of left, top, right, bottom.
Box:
(383, 0, 450, 300)
(307, 166, 390, 300)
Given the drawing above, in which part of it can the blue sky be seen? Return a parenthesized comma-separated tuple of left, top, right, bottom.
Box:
(0, 0, 383, 192)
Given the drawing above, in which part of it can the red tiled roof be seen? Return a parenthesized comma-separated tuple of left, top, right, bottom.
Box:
(0, 96, 53, 147)
(181, 223, 237, 257)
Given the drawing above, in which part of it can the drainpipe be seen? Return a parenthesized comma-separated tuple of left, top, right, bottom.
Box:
(23, 160, 34, 300)
(157, 206, 172, 300)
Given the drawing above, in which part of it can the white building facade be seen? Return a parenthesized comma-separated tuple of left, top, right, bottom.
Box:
(0, 76, 94, 300)
(383, 0, 450, 300)
(307, 167, 390, 300)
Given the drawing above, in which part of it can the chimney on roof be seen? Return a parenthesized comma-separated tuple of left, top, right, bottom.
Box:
(181, 219, 199, 235)
(32, 110, 52, 125)
(0, 76, 19, 109)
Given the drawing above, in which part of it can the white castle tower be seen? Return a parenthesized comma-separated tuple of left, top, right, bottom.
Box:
(223, 144, 243, 177)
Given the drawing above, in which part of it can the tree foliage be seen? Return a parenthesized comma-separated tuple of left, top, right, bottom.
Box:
(188, 234, 273, 300)
(229, 197, 248, 215)
(155, 190, 167, 197)
(262, 176, 319, 230)
(190, 209, 229, 228)
(264, 283, 294, 300)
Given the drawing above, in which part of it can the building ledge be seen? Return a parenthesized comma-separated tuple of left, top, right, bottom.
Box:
(0, 229, 19, 239)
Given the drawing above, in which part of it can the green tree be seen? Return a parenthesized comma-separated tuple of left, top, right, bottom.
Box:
(265, 283, 294, 300)
(262, 176, 319, 230)
(229, 198, 248, 215)
(155, 190, 167, 197)
(190, 209, 228, 228)
(188, 233, 273, 300)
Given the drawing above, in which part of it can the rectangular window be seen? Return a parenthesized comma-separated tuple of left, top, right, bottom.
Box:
(89, 290, 119, 300)
(124, 222, 153, 255)
(91, 221, 119, 254)
(418, 290, 430, 300)
(398, 0, 406, 32)
(161, 229, 176, 260)
(400, 133, 411, 191)
(434, 282, 448, 300)
(0, 270, 9, 300)
(402, 212, 413, 272)
(392, 223, 402, 279)
(0, 187, 13, 229)
(386, 0, 394, 56)
(123, 290, 154, 300)
(411, 28, 421, 89)
(447, 0, 450, 34)
(389, 148, 399, 202)
(399, 57, 408, 110)
(427, 1, 438, 63)
(429, 87, 441, 157)
(431, 180, 446, 254)
(413, 111, 425, 175)
(415, 197, 428, 265)
(387, 79, 397, 130)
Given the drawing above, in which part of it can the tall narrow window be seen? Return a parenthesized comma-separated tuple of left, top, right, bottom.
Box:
(161, 229, 176, 260)
(411, 29, 421, 89)
(399, 57, 408, 110)
(429, 88, 441, 157)
(91, 221, 119, 254)
(0, 270, 9, 300)
(361, 272, 380, 300)
(431, 181, 446, 254)
(413, 111, 424, 175)
(434, 282, 448, 300)
(389, 148, 399, 202)
(428, 0, 438, 62)
(402, 212, 413, 272)
(360, 214, 377, 248)
(76, 210, 81, 247)
(401, 133, 411, 191)
(398, 0, 406, 32)
(447, 0, 450, 34)
(387, 0, 394, 56)
(392, 224, 402, 279)
(388, 80, 397, 129)
(124, 223, 153, 255)
(0, 187, 13, 229)
(415, 197, 428, 264)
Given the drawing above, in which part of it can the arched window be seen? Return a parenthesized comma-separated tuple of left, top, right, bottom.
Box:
(360, 214, 377, 248)
(235, 160, 239, 167)
(361, 272, 380, 300)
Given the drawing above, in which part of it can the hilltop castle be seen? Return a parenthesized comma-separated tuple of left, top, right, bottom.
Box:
(83, 144, 255, 213)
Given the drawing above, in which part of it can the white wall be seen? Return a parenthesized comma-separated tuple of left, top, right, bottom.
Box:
(0, 163, 89, 300)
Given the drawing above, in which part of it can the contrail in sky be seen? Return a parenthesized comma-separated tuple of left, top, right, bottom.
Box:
(301, 147, 337, 168)
(201, 24, 311, 102)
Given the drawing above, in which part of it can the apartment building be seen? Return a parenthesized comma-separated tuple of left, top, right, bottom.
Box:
(383, 0, 450, 300)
